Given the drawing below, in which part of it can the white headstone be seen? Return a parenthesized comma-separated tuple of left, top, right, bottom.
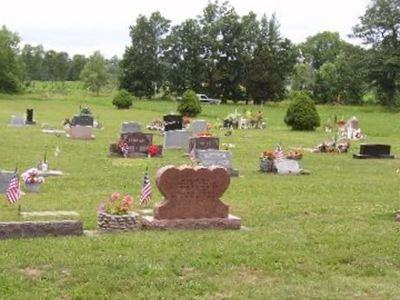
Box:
(196, 149, 233, 170)
(275, 159, 301, 175)
(164, 130, 192, 150)
(9, 115, 25, 127)
(69, 126, 94, 140)
(191, 120, 208, 135)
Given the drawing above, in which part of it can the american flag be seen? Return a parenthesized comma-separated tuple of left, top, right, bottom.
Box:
(189, 147, 197, 165)
(140, 170, 152, 205)
(6, 173, 21, 204)
(274, 144, 284, 159)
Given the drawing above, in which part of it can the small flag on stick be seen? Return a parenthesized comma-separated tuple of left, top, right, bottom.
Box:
(6, 172, 21, 204)
(140, 169, 152, 205)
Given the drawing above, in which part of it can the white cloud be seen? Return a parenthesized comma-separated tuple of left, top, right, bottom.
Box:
(1, 0, 370, 57)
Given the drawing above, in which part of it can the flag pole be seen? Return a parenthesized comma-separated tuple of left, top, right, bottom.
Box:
(15, 164, 21, 216)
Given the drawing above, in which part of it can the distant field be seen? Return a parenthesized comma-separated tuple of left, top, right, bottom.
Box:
(0, 91, 399, 299)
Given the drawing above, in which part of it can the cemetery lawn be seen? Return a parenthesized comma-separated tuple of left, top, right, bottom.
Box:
(0, 92, 400, 299)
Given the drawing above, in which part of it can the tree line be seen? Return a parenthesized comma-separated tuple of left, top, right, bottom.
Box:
(1, 0, 399, 106)
(0, 28, 119, 93)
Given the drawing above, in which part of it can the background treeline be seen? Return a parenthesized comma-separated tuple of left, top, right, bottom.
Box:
(1, 0, 399, 107)
(20, 45, 119, 85)
(0, 28, 119, 91)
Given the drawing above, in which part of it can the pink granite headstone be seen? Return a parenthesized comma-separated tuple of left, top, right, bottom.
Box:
(142, 165, 240, 229)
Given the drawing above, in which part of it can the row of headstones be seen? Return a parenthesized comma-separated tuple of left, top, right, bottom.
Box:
(9, 109, 36, 126)
(114, 120, 240, 176)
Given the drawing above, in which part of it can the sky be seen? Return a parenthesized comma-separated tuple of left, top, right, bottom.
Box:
(1, 0, 371, 58)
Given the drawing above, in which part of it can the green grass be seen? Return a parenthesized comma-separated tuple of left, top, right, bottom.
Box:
(0, 92, 400, 299)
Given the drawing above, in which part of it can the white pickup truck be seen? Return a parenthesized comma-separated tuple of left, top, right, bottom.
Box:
(196, 94, 222, 105)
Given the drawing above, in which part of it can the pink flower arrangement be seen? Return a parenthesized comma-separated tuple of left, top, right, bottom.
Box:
(22, 168, 45, 185)
(99, 192, 134, 215)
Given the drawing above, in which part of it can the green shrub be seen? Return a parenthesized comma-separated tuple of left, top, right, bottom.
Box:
(284, 91, 320, 131)
(112, 89, 133, 109)
(177, 89, 202, 117)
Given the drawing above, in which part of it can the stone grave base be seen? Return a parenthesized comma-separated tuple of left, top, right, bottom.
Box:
(353, 154, 395, 159)
(0, 220, 83, 239)
(228, 168, 239, 177)
(141, 214, 241, 230)
(66, 134, 95, 140)
(42, 129, 66, 135)
(38, 170, 64, 177)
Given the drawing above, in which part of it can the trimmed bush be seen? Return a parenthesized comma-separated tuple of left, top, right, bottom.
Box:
(113, 89, 133, 109)
(177, 89, 202, 117)
(284, 92, 320, 131)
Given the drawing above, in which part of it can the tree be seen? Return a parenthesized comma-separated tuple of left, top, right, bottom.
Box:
(245, 15, 298, 104)
(20, 44, 45, 84)
(315, 46, 367, 104)
(300, 31, 345, 69)
(80, 51, 108, 95)
(119, 12, 170, 98)
(54, 52, 70, 82)
(291, 63, 316, 92)
(68, 54, 87, 81)
(353, 0, 400, 107)
(163, 19, 206, 95)
(299, 31, 367, 104)
(0, 25, 22, 93)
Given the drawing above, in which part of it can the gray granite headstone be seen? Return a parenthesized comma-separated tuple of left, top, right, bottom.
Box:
(121, 122, 141, 134)
(196, 149, 238, 176)
(191, 120, 208, 135)
(71, 115, 94, 127)
(9, 115, 25, 127)
(188, 136, 219, 153)
(164, 130, 192, 150)
(0, 171, 15, 193)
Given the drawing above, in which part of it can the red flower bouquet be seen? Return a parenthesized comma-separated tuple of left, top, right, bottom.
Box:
(148, 144, 160, 157)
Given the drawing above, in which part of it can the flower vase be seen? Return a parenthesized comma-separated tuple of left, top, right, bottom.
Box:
(25, 182, 41, 193)
(97, 211, 138, 232)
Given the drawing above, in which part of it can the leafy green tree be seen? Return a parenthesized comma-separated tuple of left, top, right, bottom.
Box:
(20, 44, 45, 84)
(353, 0, 400, 107)
(291, 63, 316, 92)
(68, 54, 87, 81)
(80, 51, 108, 95)
(55, 51, 70, 82)
(0, 25, 22, 93)
(315, 46, 367, 104)
(301, 31, 345, 69)
(119, 12, 170, 98)
(245, 15, 298, 104)
(43, 50, 58, 82)
(163, 19, 206, 95)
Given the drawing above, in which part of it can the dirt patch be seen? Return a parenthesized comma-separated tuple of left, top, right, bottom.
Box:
(21, 267, 42, 279)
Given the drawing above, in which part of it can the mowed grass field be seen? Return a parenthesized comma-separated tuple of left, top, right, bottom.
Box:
(0, 91, 400, 299)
